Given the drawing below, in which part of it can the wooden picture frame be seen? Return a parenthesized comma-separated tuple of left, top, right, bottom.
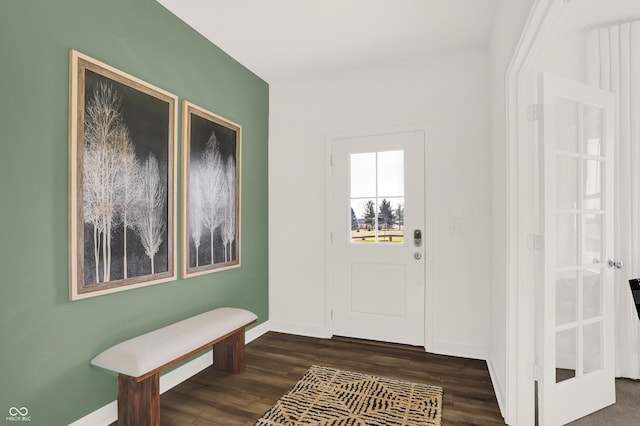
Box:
(68, 50, 178, 300)
(181, 101, 241, 278)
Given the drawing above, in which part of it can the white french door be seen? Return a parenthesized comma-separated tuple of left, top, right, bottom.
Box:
(331, 129, 426, 347)
(539, 73, 616, 425)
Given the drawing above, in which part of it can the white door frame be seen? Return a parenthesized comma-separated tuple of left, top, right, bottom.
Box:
(324, 124, 434, 351)
(505, 0, 574, 424)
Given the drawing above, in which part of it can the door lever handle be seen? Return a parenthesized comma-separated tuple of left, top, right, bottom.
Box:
(608, 259, 623, 269)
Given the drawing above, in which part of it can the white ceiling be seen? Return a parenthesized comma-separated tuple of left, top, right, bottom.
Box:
(157, 0, 501, 82)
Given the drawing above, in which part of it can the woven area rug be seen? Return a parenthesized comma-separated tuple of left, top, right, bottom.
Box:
(254, 365, 443, 426)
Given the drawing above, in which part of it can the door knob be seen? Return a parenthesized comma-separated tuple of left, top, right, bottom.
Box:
(414, 252, 422, 260)
(608, 259, 623, 269)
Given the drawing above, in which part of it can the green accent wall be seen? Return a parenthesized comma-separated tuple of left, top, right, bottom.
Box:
(0, 1, 269, 424)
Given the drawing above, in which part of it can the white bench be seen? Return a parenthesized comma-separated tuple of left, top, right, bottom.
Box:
(91, 307, 257, 425)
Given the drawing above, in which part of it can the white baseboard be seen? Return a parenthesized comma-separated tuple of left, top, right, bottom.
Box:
(160, 351, 213, 393)
(247, 320, 271, 343)
(268, 320, 330, 339)
(430, 340, 488, 361)
(69, 320, 272, 426)
(68, 400, 117, 426)
(487, 357, 507, 421)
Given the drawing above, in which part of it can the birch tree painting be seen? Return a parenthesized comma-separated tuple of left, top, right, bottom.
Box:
(69, 50, 177, 300)
(182, 101, 241, 278)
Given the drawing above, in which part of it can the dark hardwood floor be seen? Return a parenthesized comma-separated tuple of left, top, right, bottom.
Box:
(158, 332, 505, 425)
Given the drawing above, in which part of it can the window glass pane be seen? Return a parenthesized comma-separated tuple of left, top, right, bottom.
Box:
(556, 271, 578, 326)
(556, 155, 578, 210)
(556, 96, 579, 153)
(584, 268, 603, 319)
(584, 322, 603, 374)
(556, 328, 577, 383)
(583, 214, 602, 265)
(557, 213, 578, 267)
(583, 159, 602, 210)
(377, 197, 404, 243)
(351, 199, 376, 243)
(350, 153, 376, 198)
(377, 150, 404, 197)
(583, 104, 604, 156)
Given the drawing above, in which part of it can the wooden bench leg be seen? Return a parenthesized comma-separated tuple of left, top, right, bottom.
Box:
(118, 373, 160, 426)
(213, 329, 246, 373)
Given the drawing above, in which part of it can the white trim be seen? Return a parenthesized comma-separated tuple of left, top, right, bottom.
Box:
(505, 0, 571, 424)
(160, 350, 213, 394)
(431, 341, 488, 361)
(246, 320, 272, 343)
(423, 125, 435, 353)
(324, 133, 334, 338)
(69, 320, 271, 426)
(68, 401, 117, 426)
(269, 320, 331, 339)
(488, 357, 507, 421)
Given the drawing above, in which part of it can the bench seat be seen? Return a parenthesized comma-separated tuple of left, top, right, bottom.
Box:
(91, 307, 257, 378)
(91, 307, 257, 425)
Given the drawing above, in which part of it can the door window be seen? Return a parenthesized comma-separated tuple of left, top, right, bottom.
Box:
(349, 150, 404, 243)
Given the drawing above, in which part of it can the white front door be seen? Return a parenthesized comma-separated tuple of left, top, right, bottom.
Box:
(539, 73, 616, 425)
(331, 129, 426, 346)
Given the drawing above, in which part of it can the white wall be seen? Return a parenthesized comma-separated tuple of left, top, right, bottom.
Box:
(269, 47, 492, 359)
(541, 29, 587, 83)
(488, 0, 536, 421)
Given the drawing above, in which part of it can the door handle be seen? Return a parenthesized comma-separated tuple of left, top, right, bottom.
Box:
(608, 259, 623, 269)
(414, 252, 422, 260)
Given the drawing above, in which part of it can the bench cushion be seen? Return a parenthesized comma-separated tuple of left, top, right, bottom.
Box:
(90, 307, 257, 378)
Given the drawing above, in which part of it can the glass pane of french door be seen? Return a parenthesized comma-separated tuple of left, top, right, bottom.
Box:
(553, 95, 606, 384)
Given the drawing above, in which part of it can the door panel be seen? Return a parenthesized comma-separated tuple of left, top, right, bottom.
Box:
(350, 263, 406, 316)
(331, 130, 425, 346)
(540, 73, 615, 425)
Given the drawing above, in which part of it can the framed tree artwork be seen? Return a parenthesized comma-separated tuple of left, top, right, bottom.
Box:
(68, 50, 178, 300)
(181, 101, 241, 278)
